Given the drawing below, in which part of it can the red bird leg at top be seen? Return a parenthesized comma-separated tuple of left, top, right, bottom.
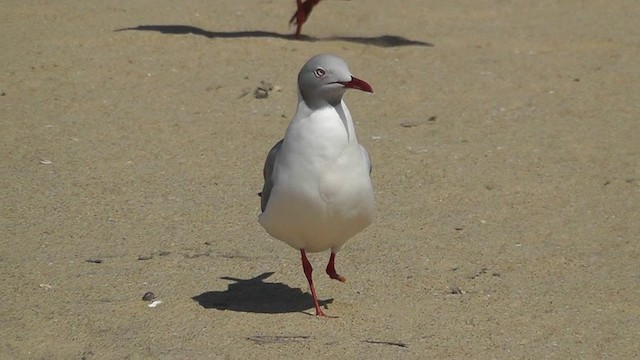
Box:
(290, 0, 321, 38)
(326, 252, 346, 282)
(300, 249, 326, 316)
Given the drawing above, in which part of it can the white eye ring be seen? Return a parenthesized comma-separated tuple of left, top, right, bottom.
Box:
(313, 68, 326, 78)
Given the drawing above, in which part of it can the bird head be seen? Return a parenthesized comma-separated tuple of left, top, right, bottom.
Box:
(297, 54, 373, 107)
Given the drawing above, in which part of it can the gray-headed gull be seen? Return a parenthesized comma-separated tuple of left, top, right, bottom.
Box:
(259, 54, 375, 316)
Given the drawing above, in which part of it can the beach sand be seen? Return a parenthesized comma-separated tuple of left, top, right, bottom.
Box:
(2, 0, 639, 358)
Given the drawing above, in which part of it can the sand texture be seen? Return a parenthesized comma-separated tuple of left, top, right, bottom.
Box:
(2, 0, 639, 358)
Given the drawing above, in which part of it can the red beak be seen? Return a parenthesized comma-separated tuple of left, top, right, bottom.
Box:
(341, 76, 374, 93)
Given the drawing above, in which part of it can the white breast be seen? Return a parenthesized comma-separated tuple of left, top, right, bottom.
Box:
(258, 102, 375, 253)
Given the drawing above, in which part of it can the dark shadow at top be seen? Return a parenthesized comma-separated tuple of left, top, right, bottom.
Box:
(115, 25, 433, 48)
(192, 272, 333, 314)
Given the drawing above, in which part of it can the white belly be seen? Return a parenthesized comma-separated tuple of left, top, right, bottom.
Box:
(259, 145, 375, 253)
(259, 102, 376, 252)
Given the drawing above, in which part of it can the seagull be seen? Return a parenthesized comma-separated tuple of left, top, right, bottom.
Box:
(289, 0, 321, 38)
(259, 54, 376, 316)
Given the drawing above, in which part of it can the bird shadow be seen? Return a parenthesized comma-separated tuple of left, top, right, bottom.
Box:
(115, 25, 433, 48)
(192, 272, 333, 314)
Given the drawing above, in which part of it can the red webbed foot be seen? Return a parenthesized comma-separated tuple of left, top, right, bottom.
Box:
(326, 252, 346, 282)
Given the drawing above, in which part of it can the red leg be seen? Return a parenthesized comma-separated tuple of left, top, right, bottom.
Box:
(289, 0, 321, 38)
(301, 249, 325, 316)
(326, 252, 346, 282)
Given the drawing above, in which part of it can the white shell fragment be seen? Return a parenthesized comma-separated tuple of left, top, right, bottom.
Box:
(147, 300, 163, 308)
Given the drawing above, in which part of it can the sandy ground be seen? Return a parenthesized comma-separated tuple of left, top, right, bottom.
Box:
(2, 0, 639, 358)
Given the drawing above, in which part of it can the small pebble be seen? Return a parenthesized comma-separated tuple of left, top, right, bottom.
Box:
(85, 258, 102, 264)
(158, 251, 170, 256)
(137, 255, 153, 261)
(259, 80, 273, 91)
(254, 87, 269, 99)
(142, 291, 156, 301)
(399, 122, 419, 128)
(450, 286, 463, 295)
(254, 80, 273, 99)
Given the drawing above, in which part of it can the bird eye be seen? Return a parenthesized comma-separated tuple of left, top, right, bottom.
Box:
(313, 68, 326, 78)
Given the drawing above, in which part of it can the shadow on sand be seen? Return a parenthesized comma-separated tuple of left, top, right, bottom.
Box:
(115, 25, 433, 48)
(192, 272, 333, 315)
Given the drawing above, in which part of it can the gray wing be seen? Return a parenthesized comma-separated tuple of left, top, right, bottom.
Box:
(360, 144, 372, 174)
(261, 139, 284, 212)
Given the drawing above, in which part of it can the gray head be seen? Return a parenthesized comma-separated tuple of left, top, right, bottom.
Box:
(297, 54, 373, 107)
